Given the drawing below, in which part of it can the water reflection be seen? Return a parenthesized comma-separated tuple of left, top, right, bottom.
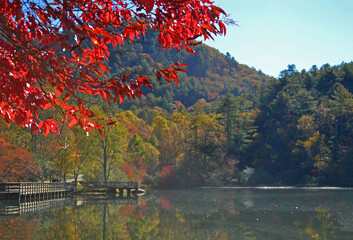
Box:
(0, 197, 76, 216)
(0, 189, 352, 239)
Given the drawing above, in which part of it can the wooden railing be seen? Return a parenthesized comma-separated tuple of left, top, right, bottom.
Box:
(84, 182, 140, 189)
(0, 182, 76, 196)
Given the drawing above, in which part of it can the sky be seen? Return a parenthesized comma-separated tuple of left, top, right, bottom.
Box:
(205, 0, 353, 77)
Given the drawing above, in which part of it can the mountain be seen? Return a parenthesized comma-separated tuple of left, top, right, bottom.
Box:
(106, 36, 272, 109)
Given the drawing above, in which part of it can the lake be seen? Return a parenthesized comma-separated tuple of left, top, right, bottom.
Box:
(0, 188, 353, 239)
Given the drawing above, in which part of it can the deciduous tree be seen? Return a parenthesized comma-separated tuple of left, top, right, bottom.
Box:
(0, 138, 39, 181)
(0, 0, 227, 135)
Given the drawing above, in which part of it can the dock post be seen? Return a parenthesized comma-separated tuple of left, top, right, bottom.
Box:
(117, 188, 123, 196)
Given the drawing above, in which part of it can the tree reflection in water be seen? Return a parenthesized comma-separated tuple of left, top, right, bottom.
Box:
(0, 189, 352, 239)
(0, 216, 38, 240)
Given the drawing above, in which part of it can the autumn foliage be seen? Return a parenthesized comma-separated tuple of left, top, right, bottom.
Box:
(0, 0, 226, 135)
(0, 138, 39, 181)
(160, 165, 176, 186)
(121, 158, 146, 182)
(0, 217, 38, 240)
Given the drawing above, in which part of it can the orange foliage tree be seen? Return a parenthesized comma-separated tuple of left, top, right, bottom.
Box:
(121, 157, 147, 182)
(0, 0, 227, 135)
(160, 165, 176, 186)
(0, 138, 40, 181)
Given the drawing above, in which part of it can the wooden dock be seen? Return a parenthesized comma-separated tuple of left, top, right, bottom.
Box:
(0, 181, 143, 200)
(83, 182, 141, 196)
(0, 182, 143, 215)
(0, 182, 76, 200)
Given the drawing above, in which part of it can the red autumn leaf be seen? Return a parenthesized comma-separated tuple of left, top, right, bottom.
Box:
(68, 118, 77, 128)
(118, 95, 124, 104)
(0, 0, 227, 135)
(42, 122, 50, 136)
(106, 120, 116, 126)
(171, 63, 189, 68)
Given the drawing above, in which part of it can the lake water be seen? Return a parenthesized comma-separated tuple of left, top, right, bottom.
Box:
(0, 188, 353, 239)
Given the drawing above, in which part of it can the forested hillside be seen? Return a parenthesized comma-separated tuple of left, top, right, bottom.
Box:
(0, 40, 269, 186)
(106, 36, 270, 109)
(243, 63, 353, 186)
(2, 36, 353, 187)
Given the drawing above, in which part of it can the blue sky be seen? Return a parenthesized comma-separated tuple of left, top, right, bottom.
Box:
(205, 0, 353, 77)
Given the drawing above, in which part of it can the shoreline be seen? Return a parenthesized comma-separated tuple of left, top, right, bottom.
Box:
(200, 186, 353, 190)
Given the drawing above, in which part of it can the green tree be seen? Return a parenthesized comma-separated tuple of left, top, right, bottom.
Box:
(217, 93, 238, 154)
(151, 116, 173, 166)
(83, 107, 128, 182)
(128, 133, 160, 171)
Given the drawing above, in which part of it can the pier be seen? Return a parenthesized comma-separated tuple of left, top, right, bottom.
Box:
(0, 181, 143, 200)
(83, 182, 141, 196)
(0, 182, 143, 216)
(0, 182, 76, 200)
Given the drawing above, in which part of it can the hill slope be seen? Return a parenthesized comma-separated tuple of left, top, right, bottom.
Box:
(106, 37, 271, 108)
